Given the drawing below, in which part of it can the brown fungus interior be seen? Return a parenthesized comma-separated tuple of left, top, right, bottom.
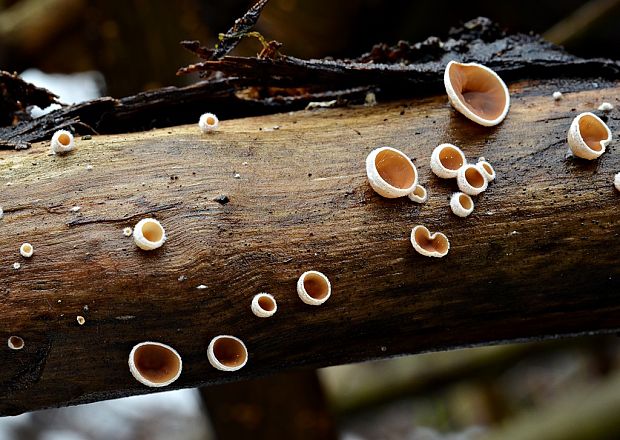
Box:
(303, 273, 329, 300)
(375, 149, 416, 189)
(58, 133, 71, 146)
(141, 221, 164, 243)
(133, 344, 180, 383)
(449, 63, 507, 121)
(578, 115, 608, 151)
(206, 116, 216, 125)
(213, 337, 247, 368)
(8, 336, 24, 349)
(22, 244, 32, 253)
(257, 295, 275, 312)
(465, 167, 485, 188)
(439, 146, 464, 170)
(415, 228, 449, 254)
(413, 186, 425, 197)
(459, 194, 472, 210)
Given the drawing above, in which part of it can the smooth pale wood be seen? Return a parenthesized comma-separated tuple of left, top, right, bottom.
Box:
(0, 79, 619, 415)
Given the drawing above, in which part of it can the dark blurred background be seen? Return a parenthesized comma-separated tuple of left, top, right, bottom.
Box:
(1, 0, 619, 97)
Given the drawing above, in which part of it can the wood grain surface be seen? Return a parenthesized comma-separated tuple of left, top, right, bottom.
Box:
(0, 77, 618, 415)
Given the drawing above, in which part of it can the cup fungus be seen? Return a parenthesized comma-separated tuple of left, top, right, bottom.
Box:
(444, 61, 510, 127)
(297, 270, 331, 305)
(7, 336, 24, 350)
(450, 192, 474, 218)
(19, 243, 34, 258)
(408, 184, 428, 203)
(410, 225, 450, 258)
(207, 335, 248, 372)
(128, 341, 182, 387)
(457, 164, 488, 196)
(567, 112, 612, 160)
(251, 293, 278, 318)
(430, 144, 467, 179)
(476, 158, 496, 182)
(123, 227, 133, 237)
(199, 112, 219, 133)
(614, 172, 620, 192)
(133, 218, 166, 250)
(50, 129, 75, 154)
(366, 147, 418, 198)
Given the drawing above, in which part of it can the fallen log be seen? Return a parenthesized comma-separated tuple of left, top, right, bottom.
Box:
(0, 71, 618, 414)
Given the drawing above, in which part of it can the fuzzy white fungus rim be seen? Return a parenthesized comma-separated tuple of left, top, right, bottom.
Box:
(430, 143, 466, 179)
(476, 158, 496, 182)
(128, 341, 182, 387)
(614, 172, 620, 192)
(133, 218, 166, 250)
(207, 335, 248, 372)
(19, 243, 34, 258)
(251, 293, 278, 318)
(567, 112, 612, 160)
(444, 61, 510, 127)
(8, 336, 24, 350)
(410, 225, 450, 258)
(408, 184, 428, 203)
(297, 270, 332, 305)
(366, 147, 418, 198)
(50, 129, 75, 154)
(199, 112, 219, 133)
(457, 164, 488, 196)
(450, 192, 474, 218)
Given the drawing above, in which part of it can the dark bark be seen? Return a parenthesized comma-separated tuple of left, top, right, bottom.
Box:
(3, 17, 620, 150)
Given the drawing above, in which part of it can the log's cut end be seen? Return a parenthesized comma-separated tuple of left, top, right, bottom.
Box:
(0, 78, 619, 415)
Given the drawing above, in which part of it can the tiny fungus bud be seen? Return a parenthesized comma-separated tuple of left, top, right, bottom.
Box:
(476, 158, 496, 182)
(19, 243, 34, 258)
(199, 112, 219, 133)
(50, 130, 75, 154)
(7, 336, 24, 350)
(408, 184, 428, 203)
